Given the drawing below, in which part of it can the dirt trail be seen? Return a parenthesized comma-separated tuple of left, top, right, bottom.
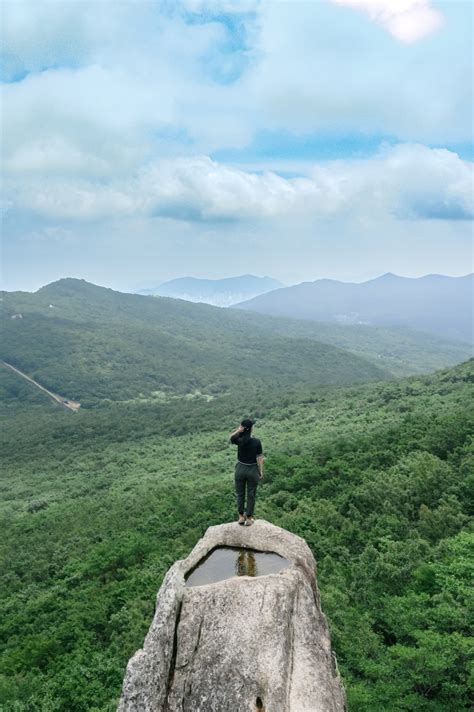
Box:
(1, 361, 81, 411)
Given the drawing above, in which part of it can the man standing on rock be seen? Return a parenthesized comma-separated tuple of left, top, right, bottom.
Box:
(229, 419, 264, 526)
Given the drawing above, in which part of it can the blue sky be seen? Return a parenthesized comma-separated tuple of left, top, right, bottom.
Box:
(1, 0, 472, 291)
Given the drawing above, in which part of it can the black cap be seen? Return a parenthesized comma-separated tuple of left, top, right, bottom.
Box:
(241, 418, 255, 429)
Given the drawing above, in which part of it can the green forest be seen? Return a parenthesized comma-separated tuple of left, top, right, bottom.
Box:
(1, 282, 473, 711)
(1, 279, 470, 406)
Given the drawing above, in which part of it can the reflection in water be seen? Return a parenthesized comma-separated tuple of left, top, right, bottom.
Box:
(236, 550, 257, 577)
(185, 546, 291, 587)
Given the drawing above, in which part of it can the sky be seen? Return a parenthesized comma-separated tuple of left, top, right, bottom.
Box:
(1, 0, 473, 292)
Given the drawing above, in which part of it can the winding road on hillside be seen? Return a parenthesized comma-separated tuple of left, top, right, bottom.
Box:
(1, 361, 81, 411)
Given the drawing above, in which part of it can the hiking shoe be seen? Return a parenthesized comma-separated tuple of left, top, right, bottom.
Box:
(245, 517, 254, 526)
(238, 515, 246, 525)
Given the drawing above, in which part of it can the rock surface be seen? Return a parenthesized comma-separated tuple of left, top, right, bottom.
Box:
(118, 520, 346, 712)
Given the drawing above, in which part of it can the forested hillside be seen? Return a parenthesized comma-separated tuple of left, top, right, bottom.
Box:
(239, 311, 471, 378)
(0, 279, 388, 405)
(1, 279, 470, 409)
(1, 359, 472, 711)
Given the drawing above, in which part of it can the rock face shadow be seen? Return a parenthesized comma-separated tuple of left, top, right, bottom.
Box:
(185, 546, 292, 587)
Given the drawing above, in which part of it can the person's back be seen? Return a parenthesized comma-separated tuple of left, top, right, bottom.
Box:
(230, 432, 262, 465)
(229, 419, 264, 526)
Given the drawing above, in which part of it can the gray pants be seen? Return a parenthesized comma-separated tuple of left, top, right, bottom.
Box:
(235, 462, 260, 517)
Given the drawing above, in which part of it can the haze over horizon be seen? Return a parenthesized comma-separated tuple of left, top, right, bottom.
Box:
(2, 270, 473, 296)
(1, 0, 473, 292)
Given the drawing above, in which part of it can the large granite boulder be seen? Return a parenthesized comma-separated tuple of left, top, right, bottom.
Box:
(118, 520, 346, 712)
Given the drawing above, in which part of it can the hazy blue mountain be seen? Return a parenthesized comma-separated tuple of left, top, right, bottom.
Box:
(137, 274, 284, 307)
(233, 273, 473, 343)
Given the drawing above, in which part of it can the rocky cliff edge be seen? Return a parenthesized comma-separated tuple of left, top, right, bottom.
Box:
(118, 519, 346, 712)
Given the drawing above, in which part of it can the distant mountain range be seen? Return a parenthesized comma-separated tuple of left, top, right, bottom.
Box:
(233, 273, 474, 343)
(137, 275, 284, 307)
(1, 279, 471, 409)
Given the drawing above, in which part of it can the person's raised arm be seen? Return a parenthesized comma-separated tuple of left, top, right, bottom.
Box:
(229, 424, 244, 442)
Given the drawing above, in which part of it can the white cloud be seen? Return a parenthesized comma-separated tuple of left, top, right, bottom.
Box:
(1, 64, 177, 177)
(1, 3, 472, 245)
(330, 0, 444, 43)
(1, 0, 471, 216)
(1, 5, 253, 179)
(243, 1, 471, 144)
(6, 145, 472, 224)
(2, 0, 470, 172)
(2, 2, 471, 291)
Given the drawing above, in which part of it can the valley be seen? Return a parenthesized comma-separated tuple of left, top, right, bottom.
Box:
(0, 281, 472, 711)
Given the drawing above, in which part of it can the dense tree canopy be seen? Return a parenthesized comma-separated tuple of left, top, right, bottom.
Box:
(1, 359, 472, 710)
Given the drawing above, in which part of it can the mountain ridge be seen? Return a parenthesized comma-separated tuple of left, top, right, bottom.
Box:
(233, 273, 473, 343)
(1, 279, 471, 411)
(1, 279, 390, 406)
(136, 274, 284, 307)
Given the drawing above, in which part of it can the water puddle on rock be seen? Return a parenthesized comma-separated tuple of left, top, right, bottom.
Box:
(185, 546, 292, 587)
